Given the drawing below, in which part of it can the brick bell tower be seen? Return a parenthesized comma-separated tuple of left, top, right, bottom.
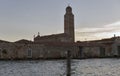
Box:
(64, 6, 75, 42)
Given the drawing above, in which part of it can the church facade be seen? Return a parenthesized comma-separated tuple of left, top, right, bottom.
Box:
(0, 6, 120, 59)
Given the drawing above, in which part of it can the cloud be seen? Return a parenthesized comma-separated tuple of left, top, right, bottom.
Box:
(75, 21, 120, 41)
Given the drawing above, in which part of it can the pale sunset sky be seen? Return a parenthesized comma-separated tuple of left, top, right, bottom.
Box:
(0, 0, 120, 42)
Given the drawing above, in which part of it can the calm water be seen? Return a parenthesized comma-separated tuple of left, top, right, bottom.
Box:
(0, 59, 120, 76)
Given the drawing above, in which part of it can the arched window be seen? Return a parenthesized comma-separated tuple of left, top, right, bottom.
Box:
(27, 48, 32, 58)
(2, 49, 7, 54)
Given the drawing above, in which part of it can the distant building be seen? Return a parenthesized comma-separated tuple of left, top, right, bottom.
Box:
(34, 6, 75, 43)
(0, 6, 120, 59)
(0, 6, 78, 59)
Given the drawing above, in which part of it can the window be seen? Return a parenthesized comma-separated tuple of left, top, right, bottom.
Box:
(79, 46, 83, 58)
(0, 48, 1, 57)
(27, 48, 32, 58)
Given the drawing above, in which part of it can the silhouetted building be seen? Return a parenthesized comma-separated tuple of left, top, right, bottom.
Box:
(34, 6, 75, 43)
(0, 6, 120, 59)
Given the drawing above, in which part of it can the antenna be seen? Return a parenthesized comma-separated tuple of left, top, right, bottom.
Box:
(33, 35, 35, 38)
(38, 32, 40, 36)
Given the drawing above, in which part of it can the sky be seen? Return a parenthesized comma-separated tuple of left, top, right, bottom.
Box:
(0, 0, 120, 42)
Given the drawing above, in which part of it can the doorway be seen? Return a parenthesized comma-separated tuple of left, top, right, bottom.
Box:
(117, 46, 120, 56)
(100, 47, 105, 57)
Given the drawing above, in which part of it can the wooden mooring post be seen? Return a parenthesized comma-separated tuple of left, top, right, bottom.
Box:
(67, 50, 71, 76)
